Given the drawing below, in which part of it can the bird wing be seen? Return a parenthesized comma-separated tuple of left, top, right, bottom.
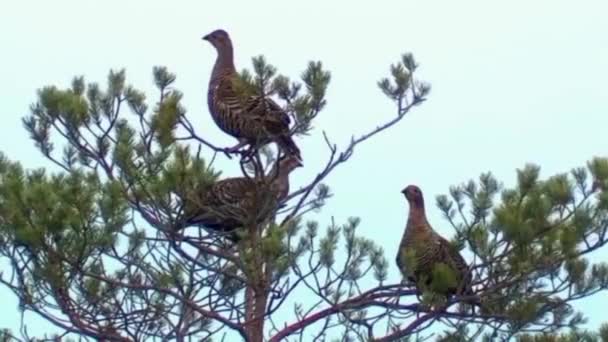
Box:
(436, 235, 469, 274)
(187, 177, 258, 230)
(204, 177, 256, 206)
(436, 234, 472, 291)
(212, 76, 292, 137)
(396, 222, 438, 282)
(244, 95, 291, 130)
(182, 177, 252, 230)
(213, 75, 246, 116)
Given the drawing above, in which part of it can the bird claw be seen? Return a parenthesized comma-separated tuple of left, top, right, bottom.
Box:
(220, 141, 252, 160)
(241, 149, 258, 164)
(221, 149, 234, 159)
(220, 147, 243, 159)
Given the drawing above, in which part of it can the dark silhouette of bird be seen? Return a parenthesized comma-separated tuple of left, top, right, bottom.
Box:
(396, 185, 473, 298)
(202, 29, 301, 159)
(184, 155, 302, 241)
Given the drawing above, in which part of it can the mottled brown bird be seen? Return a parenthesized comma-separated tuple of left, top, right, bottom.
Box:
(202, 29, 301, 159)
(396, 185, 473, 297)
(184, 155, 302, 241)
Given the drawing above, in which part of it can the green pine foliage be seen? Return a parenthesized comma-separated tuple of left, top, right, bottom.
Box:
(0, 50, 606, 341)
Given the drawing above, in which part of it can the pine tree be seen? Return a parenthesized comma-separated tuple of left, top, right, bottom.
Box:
(0, 51, 607, 341)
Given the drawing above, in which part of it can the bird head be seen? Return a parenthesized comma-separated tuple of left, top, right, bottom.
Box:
(278, 154, 303, 173)
(202, 29, 232, 50)
(402, 184, 424, 207)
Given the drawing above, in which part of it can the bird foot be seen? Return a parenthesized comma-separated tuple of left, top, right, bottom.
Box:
(220, 141, 249, 159)
(220, 147, 243, 159)
(235, 145, 264, 165)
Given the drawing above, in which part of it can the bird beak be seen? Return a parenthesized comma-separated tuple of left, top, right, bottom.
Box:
(295, 160, 303, 168)
(401, 188, 407, 195)
(202, 34, 210, 41)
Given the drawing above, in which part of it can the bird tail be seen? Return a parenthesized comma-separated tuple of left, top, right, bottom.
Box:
(277, 134, 301, 160)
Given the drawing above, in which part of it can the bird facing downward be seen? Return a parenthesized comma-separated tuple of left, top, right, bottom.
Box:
(396, 185, 473, 298)
(202, 29, 302, 160)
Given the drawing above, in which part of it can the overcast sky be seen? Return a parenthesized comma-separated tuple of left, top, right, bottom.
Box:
(1, 0, 607, 337)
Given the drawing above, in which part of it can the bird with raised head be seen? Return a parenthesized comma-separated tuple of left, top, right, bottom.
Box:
(396, 184, 473, 298)
(202, 29, 301, 160)
(183, 155, 302, 242)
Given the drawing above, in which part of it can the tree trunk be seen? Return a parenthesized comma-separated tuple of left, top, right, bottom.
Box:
(244, 285, 269, 342)
(243, 223, 270, 342)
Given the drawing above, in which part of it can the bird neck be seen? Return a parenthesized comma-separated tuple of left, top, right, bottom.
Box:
(407, 203, 428, 227)
(270, 166, 291, 182)
(269, 167, 291, 200)
(211, 46, 236, 83)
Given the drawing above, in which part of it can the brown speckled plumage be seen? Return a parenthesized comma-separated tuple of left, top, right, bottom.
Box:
(185, 155, 302, 241)
(203, 29, 301, 158)
(396, 185, 472, 296)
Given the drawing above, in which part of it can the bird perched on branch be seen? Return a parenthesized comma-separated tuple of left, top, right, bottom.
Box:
(183, 155, 302, 241)
(396, 185, 473, 298)
(202, 29, 301, 159)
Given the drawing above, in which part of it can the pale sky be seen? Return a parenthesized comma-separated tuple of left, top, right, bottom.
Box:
(1, 0, 607, 338)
